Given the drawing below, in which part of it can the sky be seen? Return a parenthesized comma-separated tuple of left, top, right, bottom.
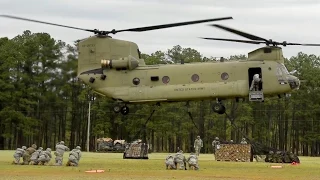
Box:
(0, 0, 320, 59)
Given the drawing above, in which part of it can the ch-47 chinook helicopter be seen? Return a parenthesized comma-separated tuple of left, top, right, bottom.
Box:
(1, 15, 319, 117)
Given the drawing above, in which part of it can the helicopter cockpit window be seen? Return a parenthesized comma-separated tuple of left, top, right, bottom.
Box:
(279, 63, 289, 75)
(276, 63, 286, 82)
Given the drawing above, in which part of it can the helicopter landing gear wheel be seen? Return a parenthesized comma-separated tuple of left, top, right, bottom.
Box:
(113, 105, 121, 113)
(120, 106, 129, 115)
(212, 102, 226, 114)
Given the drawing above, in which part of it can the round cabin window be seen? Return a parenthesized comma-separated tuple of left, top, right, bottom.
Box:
(191, 74, 199, 82)
(132, 77, 140, 85)
(162, 76, 170, 84)
(221, 72, 229, 80)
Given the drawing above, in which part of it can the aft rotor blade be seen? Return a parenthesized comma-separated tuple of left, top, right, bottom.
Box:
(200, 37, 264, 44)
(210, 24, 268, 42)
(286, 42, 320, 46)
(113, 17, 233, 34)
(0, 14, 97, 33)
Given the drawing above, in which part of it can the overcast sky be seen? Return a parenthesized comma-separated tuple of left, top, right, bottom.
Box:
(1, 0, 320, 59)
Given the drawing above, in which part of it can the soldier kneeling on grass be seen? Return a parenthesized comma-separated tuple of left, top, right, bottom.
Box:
(38, 148, 52, 165)
(165, 154, 176, 170)
(187, 152, 199, 170)
(66, 146, 82, 166)
(30, 147, 43, 165)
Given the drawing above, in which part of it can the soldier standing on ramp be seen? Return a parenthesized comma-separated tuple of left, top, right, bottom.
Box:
(22, 144, 37, 165)
(12, 146, 26, 164)
(194, 136, 203, 156)
(66, 146, 82, 166)
(54, 141, 69, 166)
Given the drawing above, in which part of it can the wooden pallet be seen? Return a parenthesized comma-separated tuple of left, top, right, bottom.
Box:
(215, 144, 251, 162)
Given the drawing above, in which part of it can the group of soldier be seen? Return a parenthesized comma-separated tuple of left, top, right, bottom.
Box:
(12, 141, 82, 166)
(165, 150, 199, 170)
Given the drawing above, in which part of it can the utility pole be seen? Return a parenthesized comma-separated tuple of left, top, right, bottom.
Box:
(86, 101, 91, 152)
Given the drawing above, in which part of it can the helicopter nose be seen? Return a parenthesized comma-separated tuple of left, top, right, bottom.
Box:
(287, 76, 300, 90)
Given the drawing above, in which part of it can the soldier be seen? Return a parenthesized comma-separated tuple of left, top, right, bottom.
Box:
(194, 136, 203, 156)
(250, 74, 261, 91)
(13, 146, 26, 164)
(165, 154, 176, 170)
(22, 144, 37, 165)
(212, 137, 220, 155)
(38, 148, 52, 165)
(66, 146, 82, 166)
(186, 152, 199, 170)
(174, 150, 187, 170)
(240, 138, 247, 144)
(30, 147, 43, 165)
(54, 141, 69, 166)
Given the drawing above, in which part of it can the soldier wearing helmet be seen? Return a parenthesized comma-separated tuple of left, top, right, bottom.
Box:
(165, 154, 176, 170)
(240, 138, 247, 144)
(54, 140, 69, 166)
(186, 152, 199, 170)
(38, 148, 52, 165)
(212, 137, 220, 157)
(66, 146, 82, 166)
(30, 147, 43, 165)
(193, 136, 203, 157)
(174, 150, 186, 170)
(12, 146, 26, 164)
(250, 73, 262, 91)
(22, 144, 37, 165)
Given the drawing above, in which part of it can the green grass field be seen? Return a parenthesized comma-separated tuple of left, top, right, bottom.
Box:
(0, 151, 319, 180)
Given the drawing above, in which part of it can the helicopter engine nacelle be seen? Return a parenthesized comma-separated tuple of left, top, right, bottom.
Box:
(101, 55, 139, 70)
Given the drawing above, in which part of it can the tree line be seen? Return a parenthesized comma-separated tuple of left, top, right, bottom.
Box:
(0, 31, 320, 156)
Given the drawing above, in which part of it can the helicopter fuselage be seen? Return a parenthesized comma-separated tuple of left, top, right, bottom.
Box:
(78, 59, 299, 103)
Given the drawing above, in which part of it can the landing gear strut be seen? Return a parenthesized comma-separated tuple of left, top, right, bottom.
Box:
(113, 104, 129, 115)
(212, 99, 226, 114)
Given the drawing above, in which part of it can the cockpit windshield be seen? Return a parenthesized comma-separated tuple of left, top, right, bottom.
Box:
(278, 63, 289, 75)
(277, 63, 289, 76)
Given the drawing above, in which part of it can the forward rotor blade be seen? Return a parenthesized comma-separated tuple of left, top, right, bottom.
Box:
(210, 24, 268, 42)
(0, 15, 97, 33)
(113, 17, 233, 34)
(200, 37, 264, 44)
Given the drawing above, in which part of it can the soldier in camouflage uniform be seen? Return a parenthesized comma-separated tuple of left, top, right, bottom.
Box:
(38, 148, 52, 165)
(240, 138, 247, 144)
(165, 154, 176, 170)
(66, 146, 82, 166)
(54, 141, 69, 166)
(194, 136, 203, 156)
(186, 152, 199, 170)
(22, 144, 37, 165)
(212, 137, 220, 155)
(174, 150, 187, 170)
(30, 147, 43, 165)
(13, 146, 26, 164)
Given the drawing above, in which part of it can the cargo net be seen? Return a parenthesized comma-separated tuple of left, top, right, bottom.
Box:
(250, 141, 300, 164)
(215, 144, 251, 162)
(222, 112, 300, 164)
(123, 143, 149, 159)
